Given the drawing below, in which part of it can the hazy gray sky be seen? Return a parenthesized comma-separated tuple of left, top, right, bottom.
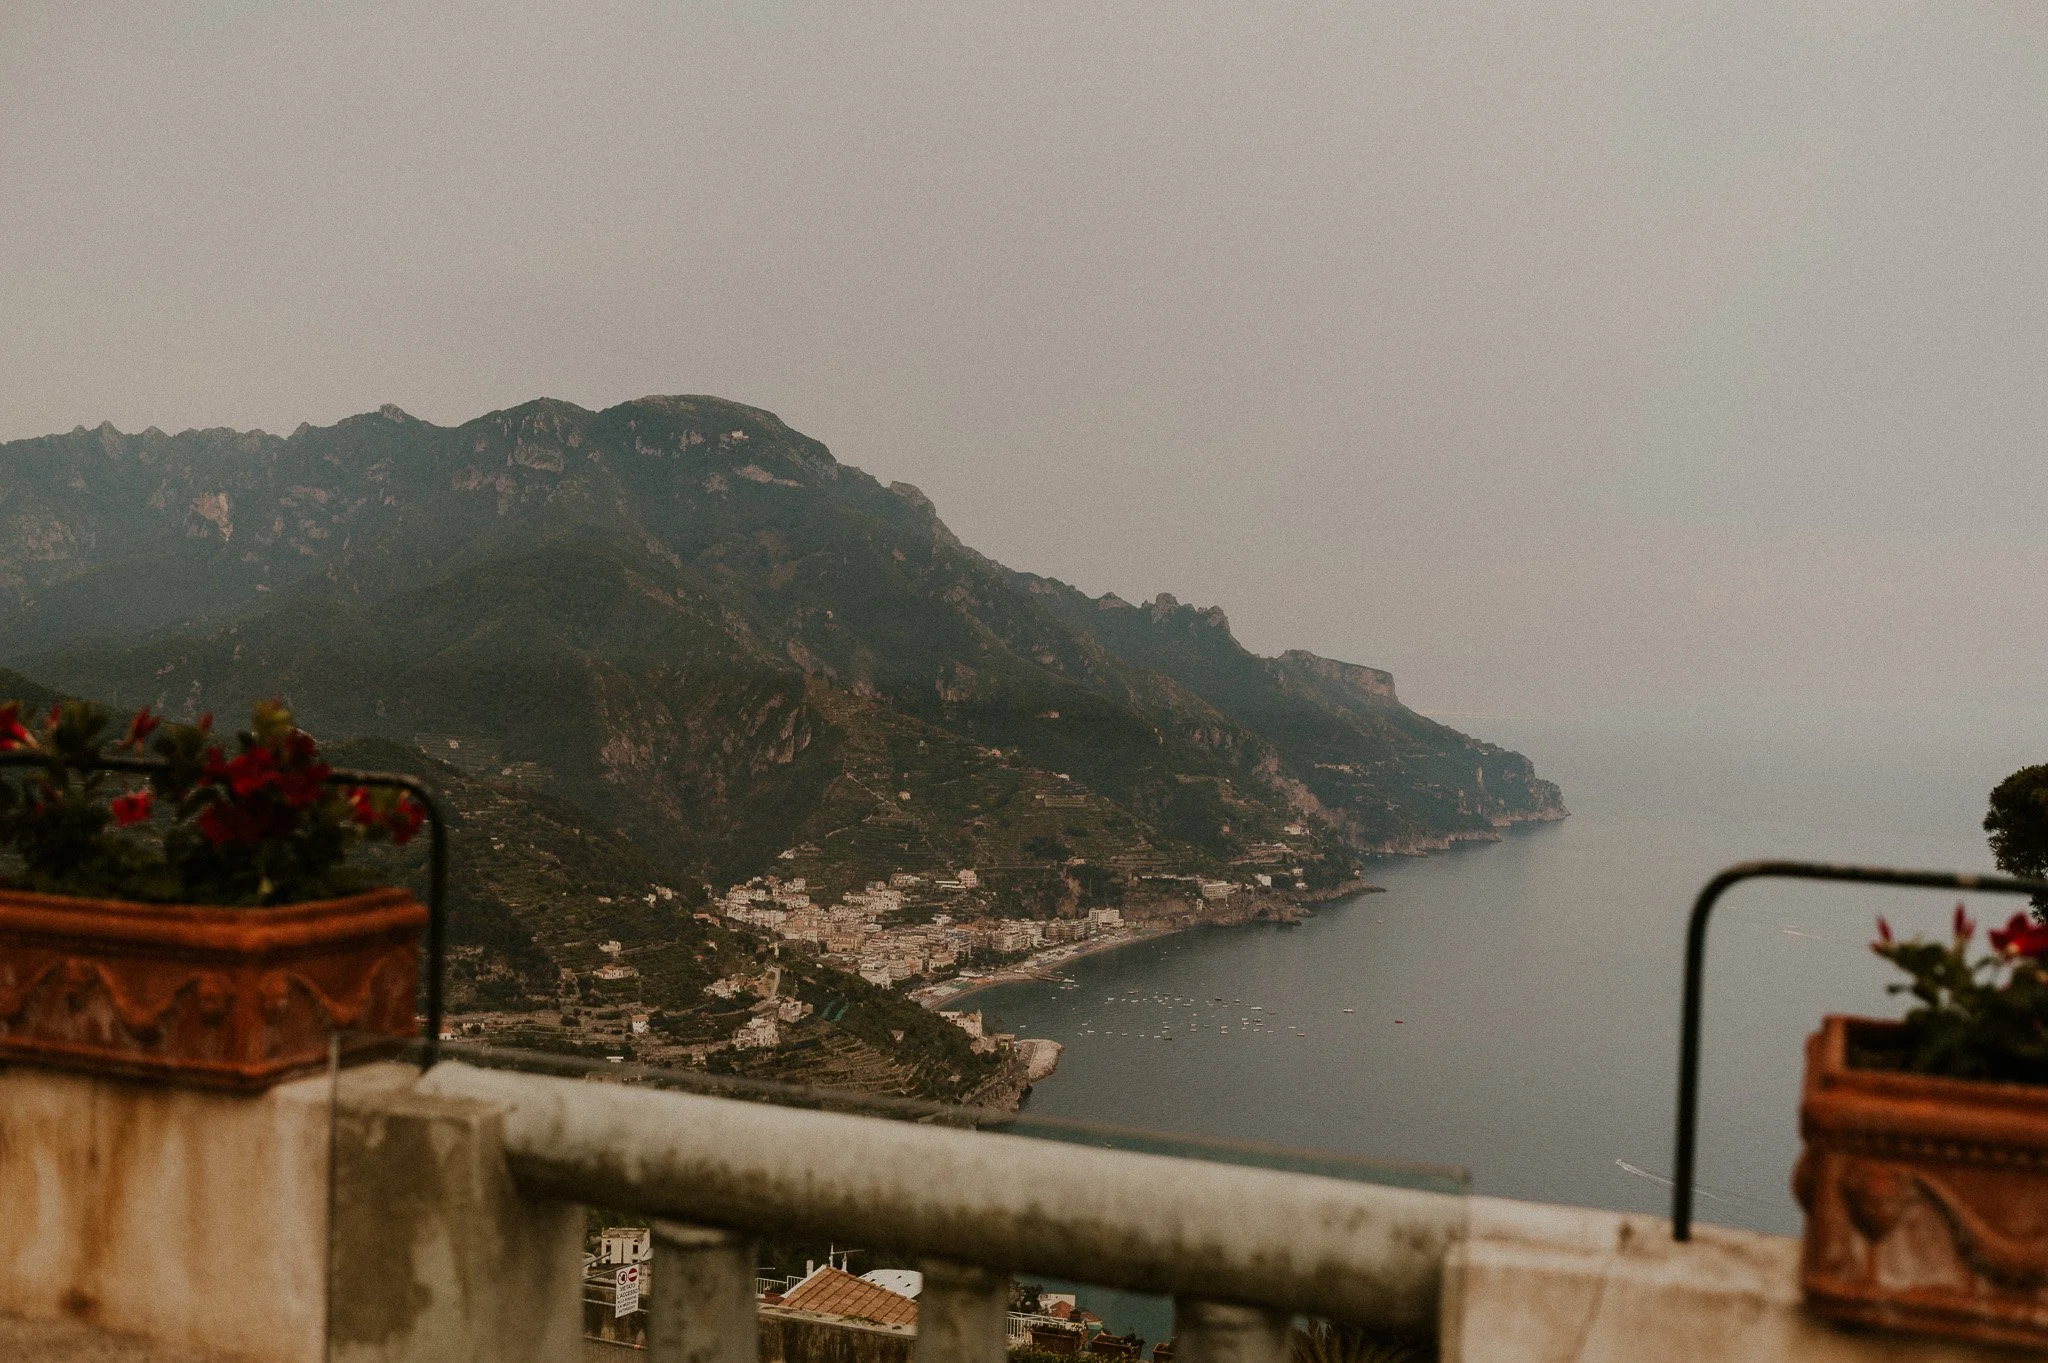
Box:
(4, 2, 2045, 735)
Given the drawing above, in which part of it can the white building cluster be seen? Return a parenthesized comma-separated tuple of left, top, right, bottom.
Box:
(704, 966, 816, 1050)
(711, 872, 1127, 995)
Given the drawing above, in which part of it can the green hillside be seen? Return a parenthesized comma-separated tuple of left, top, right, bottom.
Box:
(1, 394, 1564, 1094)
(6, 394, 1560, 878)
(275, 737, 998, 1102)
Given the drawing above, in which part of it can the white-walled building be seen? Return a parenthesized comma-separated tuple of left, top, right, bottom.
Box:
(597, 1227, 651, 1265)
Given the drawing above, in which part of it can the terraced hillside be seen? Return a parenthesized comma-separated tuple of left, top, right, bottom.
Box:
(326, 738, 998, 1103)
(0, 394, 1565, 1100)
(5, 395, 1561, 895)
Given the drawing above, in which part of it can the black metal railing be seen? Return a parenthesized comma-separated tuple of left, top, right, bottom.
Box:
(0, 750, 450, 1065)
(1672, 859, 2048, 1241)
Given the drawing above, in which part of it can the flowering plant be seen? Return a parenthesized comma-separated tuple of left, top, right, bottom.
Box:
(0, 697, 423, 906)
(1871, 903, 2048, 1084)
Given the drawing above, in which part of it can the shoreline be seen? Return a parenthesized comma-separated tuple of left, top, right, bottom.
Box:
(913, 925, 1173, 1008)
(913, 882, 1385, 1010)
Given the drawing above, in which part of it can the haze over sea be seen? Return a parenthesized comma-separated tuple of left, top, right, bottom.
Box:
(973, 713, 2039, 1241)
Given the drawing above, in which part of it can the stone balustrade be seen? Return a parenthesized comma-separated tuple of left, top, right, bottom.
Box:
(0, 1059, 2021, 1363)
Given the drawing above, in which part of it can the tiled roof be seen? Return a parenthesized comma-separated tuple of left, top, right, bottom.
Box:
(777, 1266, 919, 1327)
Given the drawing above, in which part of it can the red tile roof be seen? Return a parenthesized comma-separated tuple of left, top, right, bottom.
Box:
(777, 1267, 919, 1328)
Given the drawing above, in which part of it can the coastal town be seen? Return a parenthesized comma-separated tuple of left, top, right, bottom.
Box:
(716, 869, 1133, 992)
(437, 819, 1367, 1104)
(710, 850, 1342, 1026)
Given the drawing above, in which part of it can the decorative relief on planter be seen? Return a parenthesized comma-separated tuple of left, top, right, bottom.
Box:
(0, 886, 423, 1090)
(1798, 1014, 2048, 1349)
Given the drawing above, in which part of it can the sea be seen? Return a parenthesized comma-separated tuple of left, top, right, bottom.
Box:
(967, 713, 2041, 1337)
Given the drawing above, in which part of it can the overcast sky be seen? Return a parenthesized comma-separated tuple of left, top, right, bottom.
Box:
(4, 2, 2044, 737)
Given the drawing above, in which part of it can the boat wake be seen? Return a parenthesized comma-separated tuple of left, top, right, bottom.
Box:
(1613, 1159, 1770, 1208)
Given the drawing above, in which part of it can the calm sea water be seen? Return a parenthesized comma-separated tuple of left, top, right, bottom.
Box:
(974, 715, 2039, 1258)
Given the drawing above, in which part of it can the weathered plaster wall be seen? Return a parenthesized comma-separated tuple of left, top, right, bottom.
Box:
(1443, 1197, 2017, 1363)
(0, 1060, 584, 1363)
(326, 1076, 585, 1363)
(0, 1063, 344, 1362)
(2, 1060, 2039, 1363)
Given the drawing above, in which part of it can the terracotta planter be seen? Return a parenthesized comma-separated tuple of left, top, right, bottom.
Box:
(0, 885, 424, 1091)
(1796, 1013, 2048, 1349)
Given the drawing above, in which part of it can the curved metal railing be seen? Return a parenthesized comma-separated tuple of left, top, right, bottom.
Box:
(1672, 859, 2048, 1240)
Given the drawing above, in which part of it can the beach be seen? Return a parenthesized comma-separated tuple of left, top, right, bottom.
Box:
(912, 926, 1169, 1008)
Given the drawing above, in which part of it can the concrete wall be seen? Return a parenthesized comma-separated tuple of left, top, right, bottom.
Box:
(0, 1060, 583, 1363)
(758, 1308, 914, 1363)
(0, 1060, 2038, 1363)
(0, 1062, 340, 1362)
(325, 1075, 585, 1363)
(1443, 1197, 2016, 1363)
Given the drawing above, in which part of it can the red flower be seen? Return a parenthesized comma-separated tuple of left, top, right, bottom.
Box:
(0, 702, 30, 751)
(221, 746, 279, 798)
(110, 789, 154, 827)
(1954, 902, 1977, 945)
(1875, 916, 1893, 946)
(386, 794, 425, 846)
(122, 708, 161, 750)
(277, 761, 331, 809)
(197, 800, 274, 847)
(198, 802, 241, 846)
(348, 786, 379, 826)
(1988, 913, 2048, 959)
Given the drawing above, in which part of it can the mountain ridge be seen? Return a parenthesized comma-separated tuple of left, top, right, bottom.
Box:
(2, 393, 1564, 1097)
(3, 394, 1564, 887)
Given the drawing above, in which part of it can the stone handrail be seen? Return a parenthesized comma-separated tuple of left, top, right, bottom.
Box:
(418, 1060, 1464, 1363)
(2, 1059, 2024, 1362)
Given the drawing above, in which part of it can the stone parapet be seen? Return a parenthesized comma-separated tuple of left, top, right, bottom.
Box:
(0, 1062, 344, 1360)
(4, 1058, 2042, 1363)
(1443, 1196, 2014, 1362)
(0, 1060, 581, 1363)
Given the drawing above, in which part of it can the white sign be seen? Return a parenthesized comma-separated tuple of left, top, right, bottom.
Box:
(615, 1264, 641, 1317)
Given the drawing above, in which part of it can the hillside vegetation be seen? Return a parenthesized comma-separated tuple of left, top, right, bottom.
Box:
(0, 395, 1563, 1095)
